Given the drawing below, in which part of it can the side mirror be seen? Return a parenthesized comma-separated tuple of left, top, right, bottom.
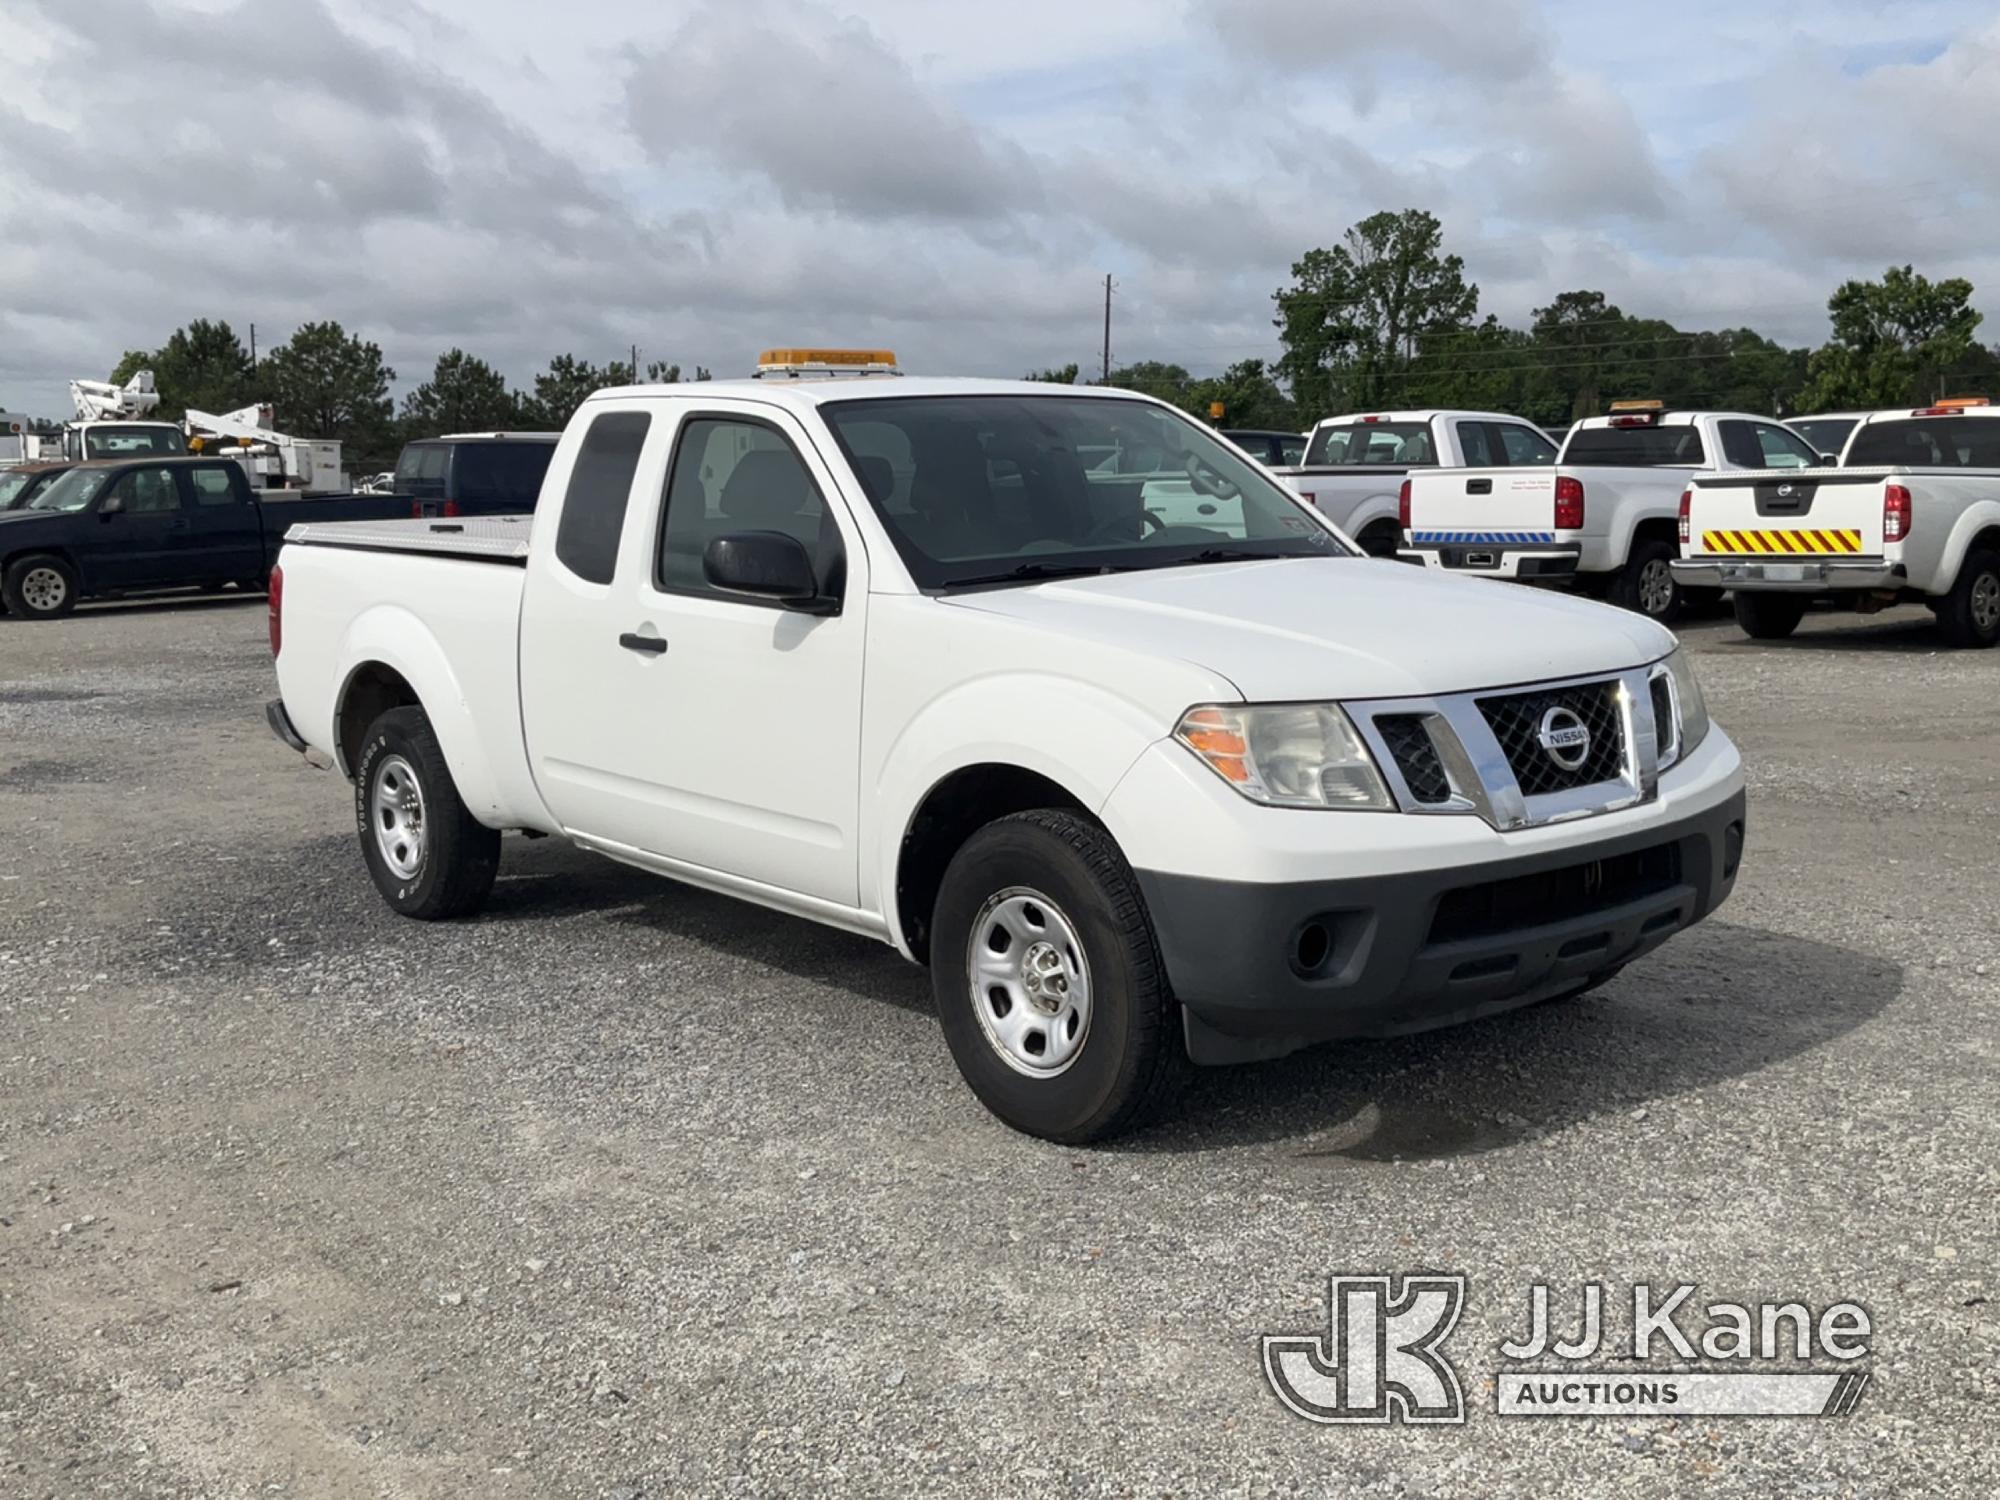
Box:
(1819, 453, 1839, 467)
(703, 531, 833, 613)
(99, 493, 124, 517)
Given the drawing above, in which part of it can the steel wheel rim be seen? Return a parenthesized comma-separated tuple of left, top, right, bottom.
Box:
(1972, 572, 2000, 632)
(967, 886, 1093, 1078)
(21, 567, 66, 612)
(370, 754, 427, 881)
(1639, 559, 1675, 615)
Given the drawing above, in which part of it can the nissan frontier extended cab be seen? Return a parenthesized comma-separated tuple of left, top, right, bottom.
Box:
(265, 354, 1746, 1142)
(1673, 398, 2000, 647)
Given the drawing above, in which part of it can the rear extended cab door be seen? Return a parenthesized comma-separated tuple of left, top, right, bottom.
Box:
(518, 394, 872, 910)
(181, 461, 267, 583)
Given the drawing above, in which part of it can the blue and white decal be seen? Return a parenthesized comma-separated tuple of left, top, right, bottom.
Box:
(1410, 530, 1558, 546)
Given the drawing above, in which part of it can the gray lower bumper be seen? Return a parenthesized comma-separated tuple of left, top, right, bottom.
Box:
(1671, 558, 1900, 591)
(1138, 788, 1746, 1064)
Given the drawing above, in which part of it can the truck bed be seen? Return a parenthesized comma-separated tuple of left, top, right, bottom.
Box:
(283, 513, 534, 562)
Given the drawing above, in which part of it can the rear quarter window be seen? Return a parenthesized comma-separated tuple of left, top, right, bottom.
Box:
(452, 442, 556, 508)
(553, 413, 651, 585)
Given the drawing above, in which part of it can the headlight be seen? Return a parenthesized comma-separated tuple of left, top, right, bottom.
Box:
(1661, 647, 1711, 762)
(1174, 703, 1392, 810)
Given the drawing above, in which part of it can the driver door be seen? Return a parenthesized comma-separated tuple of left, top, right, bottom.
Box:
(88, 465, 190, 589)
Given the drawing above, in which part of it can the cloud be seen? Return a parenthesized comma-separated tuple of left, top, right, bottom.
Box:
(1199, 0, 1546, 87)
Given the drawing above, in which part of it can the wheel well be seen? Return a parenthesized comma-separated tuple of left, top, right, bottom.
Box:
(1964, 526, 2000, 567)
(336, 663, 419, 775)
(1631, 517, 1678, 553)
(895, 765, 1090, 964)
(2, 545, 77, 578)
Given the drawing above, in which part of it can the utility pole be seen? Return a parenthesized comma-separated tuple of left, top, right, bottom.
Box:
(631, 343, 639, 380)
(1101, 274, 1114, 384)
(249, 323, 257, 375)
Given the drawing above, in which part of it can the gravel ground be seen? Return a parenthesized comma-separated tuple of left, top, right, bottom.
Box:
(1, 591, 1995, 1499)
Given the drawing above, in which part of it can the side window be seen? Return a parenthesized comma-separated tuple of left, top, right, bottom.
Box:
(190, 466, 239, 505)
(658, 417, 835, 600)
(1752, 424, 1817, 470)
(1497, 424, 1558, 466)
(553, 411, 650, 585)
(1455, 421, 1496, 466)
(1718, 421, 1764, 469)
(113, 466, 182, 514)
(1278, 436, 1307, 465)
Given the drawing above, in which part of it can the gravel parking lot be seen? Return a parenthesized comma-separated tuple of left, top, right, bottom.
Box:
(2, 592, 1995, 1498)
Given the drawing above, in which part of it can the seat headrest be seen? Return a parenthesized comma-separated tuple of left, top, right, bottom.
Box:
(853, 455, 894, 503)
(720, 449, 814, 528)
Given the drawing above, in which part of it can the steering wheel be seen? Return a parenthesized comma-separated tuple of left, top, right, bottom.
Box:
(1082, 508, 1163, 546)
(1183, 451, 1239, 500)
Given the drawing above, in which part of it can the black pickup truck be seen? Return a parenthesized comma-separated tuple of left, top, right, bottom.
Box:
(0, 456, 409, 619)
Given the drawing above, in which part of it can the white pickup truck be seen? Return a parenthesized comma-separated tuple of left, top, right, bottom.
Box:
(1400, 404, 1824, 622)
(1673, 398, 2000, 647)
(1271, 409, 1557, 557)
(265, 360, 1746, 1142)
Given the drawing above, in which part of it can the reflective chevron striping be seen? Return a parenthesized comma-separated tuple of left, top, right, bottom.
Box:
(1410, 531, 1558, 545)
(1700, 528, 1864, 555)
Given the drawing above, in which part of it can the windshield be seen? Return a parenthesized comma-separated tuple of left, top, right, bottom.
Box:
(27, 467, 115, 512)
(1790, 417, 1858, 459)
(0, 469, 39, 508)
(1846, 417, 2000, 468)
(83, 425, 186, 458)
(1303, 421, 1435, 467)
(819, 394, 1343, 589)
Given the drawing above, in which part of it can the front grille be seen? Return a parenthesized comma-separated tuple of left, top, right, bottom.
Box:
(1428, 841, 1683, 945)
(1376, 714, 1451, 804)
(1477, 679, 1625, 796)
(1650, 676, 1674, 757)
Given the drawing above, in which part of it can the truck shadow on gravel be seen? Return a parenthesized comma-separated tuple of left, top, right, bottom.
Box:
(1121, 922, 1901, 1159)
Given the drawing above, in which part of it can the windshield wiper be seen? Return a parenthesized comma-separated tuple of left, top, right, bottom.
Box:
(941, 561, 1119, 589)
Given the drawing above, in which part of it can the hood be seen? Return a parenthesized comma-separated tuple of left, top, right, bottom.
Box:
(941, 557, 1675, 702)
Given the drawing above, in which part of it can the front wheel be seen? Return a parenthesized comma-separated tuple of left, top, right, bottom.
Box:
(1608, 539, 1683, 621)
(1732, 591, 1807, 640)
(929, 810, 1183, 1143)
(353, 706, 500, 919)
(1936, 550, 2000, 649)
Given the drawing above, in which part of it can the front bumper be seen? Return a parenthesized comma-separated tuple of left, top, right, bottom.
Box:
(1137, 786, 1746, 1064)
(1671, 557, 1901, 592)
(1400, 544, 1580, 580)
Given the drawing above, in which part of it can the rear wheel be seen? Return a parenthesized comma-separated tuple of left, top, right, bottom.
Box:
(1356, 520, 1400, 558)
(929, 810, 1183, 1143)
(1936, 550, 2000, 649)
(353, 706, 500, 919)
(1732, 591, 1807, 640)
(1, 554, 79, 620)
(1608, 539, 1682, 621)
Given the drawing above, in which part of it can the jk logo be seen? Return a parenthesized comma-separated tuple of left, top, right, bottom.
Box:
(1262, 1274, 1467, 1425)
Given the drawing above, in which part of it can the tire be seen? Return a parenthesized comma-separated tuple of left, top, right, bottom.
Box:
(353, 706, 501, 920)
(1936, 549, 2000, 649)
(929, 809, 1183, 1143)
(1732, 591, 1807, 641)
(1, 554, 79, 620)
(1607, 538, 1682, 622)
(1356, 521, 1400, 558)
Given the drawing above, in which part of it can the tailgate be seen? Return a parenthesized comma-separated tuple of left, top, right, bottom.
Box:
(1406, 467, 1556, 545)
(1685, 469, 1888, 557)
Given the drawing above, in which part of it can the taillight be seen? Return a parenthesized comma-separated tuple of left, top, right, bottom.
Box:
(1554, 475, 1585, 530)
(1397, 478, 1412, 530)
(441, 499, 463, 518)
(267, 563, 283, 657)
(1883, 484, 1912, 543)
(1678, 489, 1692, 546)
(1299, 490, 1317, 509)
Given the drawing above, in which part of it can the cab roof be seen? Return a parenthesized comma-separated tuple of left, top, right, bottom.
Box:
(1306, 410, 1522, 428)
(580, 375, 1164, 411)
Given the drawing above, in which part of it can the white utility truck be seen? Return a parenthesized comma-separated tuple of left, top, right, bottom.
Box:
(64, 372, 189, 461)
(1271, 409, 1557, 556)
(185, 403, 345, 493)
(1400, 402, 1822, 621)
(1673, 397, 2000, 648)
(264, 352, 1746, 1142)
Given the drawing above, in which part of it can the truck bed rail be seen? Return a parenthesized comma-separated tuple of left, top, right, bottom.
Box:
(282, 514, 533, 562)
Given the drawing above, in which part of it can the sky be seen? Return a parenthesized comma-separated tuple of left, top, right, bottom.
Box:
(2, 0, 1997, 420)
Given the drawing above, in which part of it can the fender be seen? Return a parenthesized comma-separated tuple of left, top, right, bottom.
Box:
(1318, 488, 1402, 543)
(1599, 495, 1681, 571)
(1932, 500, 2000, 593)
(335, 603, 514, 825)
(865, 672, 1176, 956)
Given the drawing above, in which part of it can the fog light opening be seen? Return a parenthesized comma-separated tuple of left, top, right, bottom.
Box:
(1293, 921, 1333, 977)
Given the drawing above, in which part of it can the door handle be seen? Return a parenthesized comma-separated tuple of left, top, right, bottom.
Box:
(618, 632, 667, 655)
(1466, 478, 1492, 495)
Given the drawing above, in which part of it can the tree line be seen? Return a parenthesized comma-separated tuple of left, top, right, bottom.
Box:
(107, 322, 710, 471)
(94, 213, 1997, 471)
